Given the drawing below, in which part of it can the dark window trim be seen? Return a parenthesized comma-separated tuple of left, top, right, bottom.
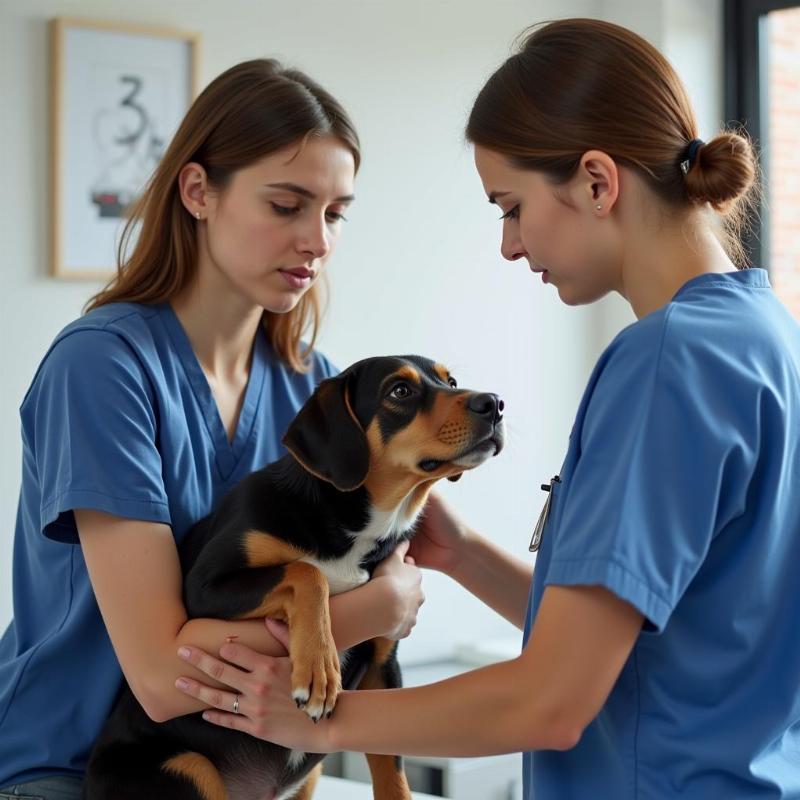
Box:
(725, 0, 799, 267)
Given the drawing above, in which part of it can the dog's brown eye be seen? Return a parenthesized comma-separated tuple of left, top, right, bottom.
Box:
(389, 382, 413, 400)
(448, 377, 458, 389)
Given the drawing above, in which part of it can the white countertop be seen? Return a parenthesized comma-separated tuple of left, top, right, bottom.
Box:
(318, 775, 439, 799)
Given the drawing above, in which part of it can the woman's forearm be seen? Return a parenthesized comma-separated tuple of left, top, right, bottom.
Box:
(448, 531, 533, 629)
(329, 657, 573, 757)
(148, 580, 388, 721)
(143, 617, 285, 720)
(329, 577, 394, 649)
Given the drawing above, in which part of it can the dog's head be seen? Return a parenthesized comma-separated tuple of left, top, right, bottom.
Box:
(282, 356, 504, 509)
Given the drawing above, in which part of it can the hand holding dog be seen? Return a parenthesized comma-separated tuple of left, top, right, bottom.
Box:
(372, 539, 425, 640)
(407, 491, 472, 575)
(175, 626, 335, 754)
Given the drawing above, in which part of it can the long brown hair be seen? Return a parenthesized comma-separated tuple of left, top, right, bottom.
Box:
(86, 59, 361, 371)
(466, 18, 758, 265)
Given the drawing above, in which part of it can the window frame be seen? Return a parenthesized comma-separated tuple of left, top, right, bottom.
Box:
(724, 0, 800, 267)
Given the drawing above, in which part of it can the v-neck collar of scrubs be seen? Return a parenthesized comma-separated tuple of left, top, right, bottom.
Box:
(159, 302, 267, 480)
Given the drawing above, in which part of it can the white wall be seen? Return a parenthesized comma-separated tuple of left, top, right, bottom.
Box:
(0, 0, 724, 665)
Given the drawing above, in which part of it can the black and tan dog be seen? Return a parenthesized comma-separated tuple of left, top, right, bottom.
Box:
(84, 355, 505, 800)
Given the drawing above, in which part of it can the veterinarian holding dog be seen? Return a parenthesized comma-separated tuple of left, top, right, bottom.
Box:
(0, 62, 426, 799)
(175, 19, 800, 799)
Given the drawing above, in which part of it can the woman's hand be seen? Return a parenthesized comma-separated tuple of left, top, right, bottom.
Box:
(174, 621, 335, 753)
(371, 540, 425, 640)
(406, 491, 472, 575)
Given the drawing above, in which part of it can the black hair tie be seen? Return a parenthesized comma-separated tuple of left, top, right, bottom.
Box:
(680, 138, 705, 176)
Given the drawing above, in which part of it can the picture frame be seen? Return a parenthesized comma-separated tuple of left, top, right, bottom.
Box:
(49, 18, 200, 279)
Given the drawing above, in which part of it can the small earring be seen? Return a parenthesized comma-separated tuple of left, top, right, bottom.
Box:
(595, 204, 603, 211)
(194, 211, 201, 219)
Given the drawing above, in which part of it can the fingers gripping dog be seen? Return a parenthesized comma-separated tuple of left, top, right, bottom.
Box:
(84, 355, 505, 800)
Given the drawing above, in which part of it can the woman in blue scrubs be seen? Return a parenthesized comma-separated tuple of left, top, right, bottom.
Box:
(177, 19, 800, 799)
(0, 60, 424, 799)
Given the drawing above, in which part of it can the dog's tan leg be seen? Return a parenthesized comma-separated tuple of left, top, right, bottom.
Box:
(162, 752, 228, 800)
(235, 559, 341, 722)
(364, 753, 413, 800)
(290, 762, 323, 799)
(358, 638, 412, 800)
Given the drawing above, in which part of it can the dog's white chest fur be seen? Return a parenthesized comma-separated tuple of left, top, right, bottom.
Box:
(301, 497, 422, 595)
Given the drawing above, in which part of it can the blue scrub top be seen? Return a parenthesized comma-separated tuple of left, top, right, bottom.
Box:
(524, 269, 800, 798)
(0, 302, 338, 787)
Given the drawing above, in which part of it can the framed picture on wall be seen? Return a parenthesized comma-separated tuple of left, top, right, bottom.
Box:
(49, 18, 200, 279)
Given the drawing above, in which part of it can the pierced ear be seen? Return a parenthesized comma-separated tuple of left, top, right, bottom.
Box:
(447, 472, 463, 483)
(282, 375, 370, 491)
(579, 150, 619, 214)
(178, 161, 210, 219)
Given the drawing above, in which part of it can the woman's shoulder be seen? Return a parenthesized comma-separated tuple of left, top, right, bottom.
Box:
(55, 301, 162, 343)
(24, 303, 165, 404)
(583, 304, 728, 419)
(48, 301, 166, 356)
(596, 290, 781, 411)
(604, 290, 752, 375)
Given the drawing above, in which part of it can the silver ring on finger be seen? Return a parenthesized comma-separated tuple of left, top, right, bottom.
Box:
(232, 694, 240, 714)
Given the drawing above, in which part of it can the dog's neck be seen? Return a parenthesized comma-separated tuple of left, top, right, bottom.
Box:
(360, 489, 427, 543)
(275, 454, 434, 542)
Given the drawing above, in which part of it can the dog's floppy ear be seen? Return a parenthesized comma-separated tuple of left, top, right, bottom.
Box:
(282, 374, 370, 491)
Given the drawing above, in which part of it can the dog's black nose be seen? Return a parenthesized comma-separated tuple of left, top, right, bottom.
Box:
(467, 393, 504, 423)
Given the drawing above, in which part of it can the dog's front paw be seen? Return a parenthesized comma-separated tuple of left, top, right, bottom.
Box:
(290, 628, 341, 723)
